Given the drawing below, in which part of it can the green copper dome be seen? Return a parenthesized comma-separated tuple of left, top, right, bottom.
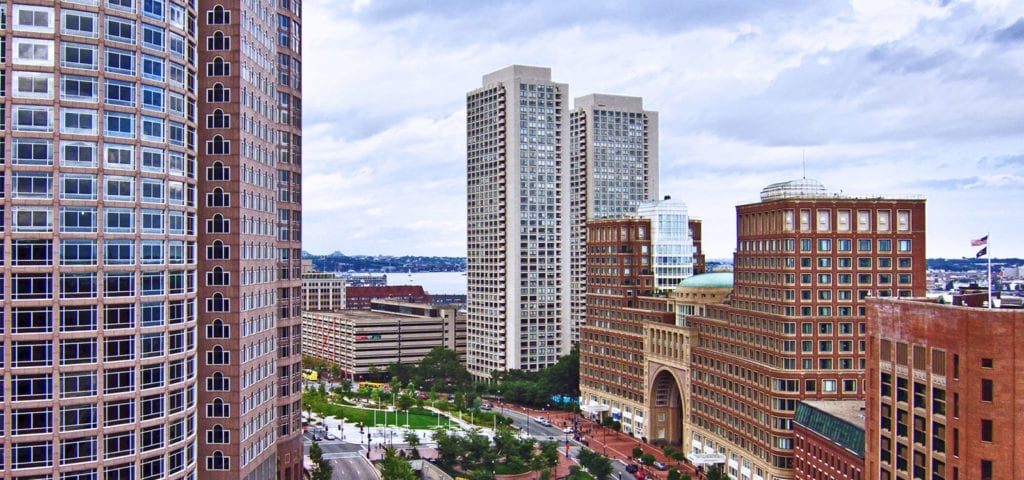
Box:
(678, 272, 733, 289)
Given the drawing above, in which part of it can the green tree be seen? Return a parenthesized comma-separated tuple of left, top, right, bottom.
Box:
(403, 431, 420, 448)
(379, 447, 416, 480)
(308, 442, 333, 480)
(632, 446, 643, 459)
(641, 453, 656, 466)
(397, 394, 415, 411)
(577, 449, 614, 480)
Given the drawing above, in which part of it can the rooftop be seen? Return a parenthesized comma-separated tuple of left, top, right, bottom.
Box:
(678, 272, 733, 289)
(794, 400, 866, 458)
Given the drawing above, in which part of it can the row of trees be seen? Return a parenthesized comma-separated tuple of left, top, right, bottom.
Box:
(432, 427, 559, 479)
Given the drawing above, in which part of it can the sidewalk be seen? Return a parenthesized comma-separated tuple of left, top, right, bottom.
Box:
(509, 405, 697, 480)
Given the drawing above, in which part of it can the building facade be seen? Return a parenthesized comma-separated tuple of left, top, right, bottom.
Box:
(792, 401, 866, 480)
(466, 65, 571, 379)
(302, 300, 466, 380)
(301, 272, 346, 311)
(194, 0, 304, 479)
(569, 94, 658, 342)
(579, 218, 673, 436)
(687, 179, 926, 480)
(345, 285, 430, 309)
(865, 297, 1024, 480)
(1, 1, 200, 479)
(637, 196, 695, 291)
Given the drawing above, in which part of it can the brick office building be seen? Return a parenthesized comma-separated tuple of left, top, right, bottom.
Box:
(687, 179, 925, 480)
(793, 400, 866, 480)
(866, 297, 1024, 480)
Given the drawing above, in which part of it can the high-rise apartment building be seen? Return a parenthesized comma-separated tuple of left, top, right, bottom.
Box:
(0, 0, 302, 478)
(466, 65, 570, 378)
(1, 1, 200, 479)
(569, 94, 658, 340)
(686, 179, 925, 480)
(195, 0, 304, 479)
(865, 296, 1024, 480)
(466, 66, 658, 379)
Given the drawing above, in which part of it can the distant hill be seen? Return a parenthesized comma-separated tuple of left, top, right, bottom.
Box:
(302, 251, 465, 273)
(927, 257, 1024, 272)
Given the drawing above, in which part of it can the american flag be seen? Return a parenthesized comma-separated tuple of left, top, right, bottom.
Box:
(971, 235, 988, 247)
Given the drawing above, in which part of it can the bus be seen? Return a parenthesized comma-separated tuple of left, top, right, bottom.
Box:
(359, 381, 388, 391)
(301, 369, 319, 382)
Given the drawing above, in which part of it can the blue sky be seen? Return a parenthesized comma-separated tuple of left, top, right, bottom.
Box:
(301, 0, 1024, 259)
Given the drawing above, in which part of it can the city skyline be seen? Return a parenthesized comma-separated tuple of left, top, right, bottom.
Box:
(302, 0, 1024, 259)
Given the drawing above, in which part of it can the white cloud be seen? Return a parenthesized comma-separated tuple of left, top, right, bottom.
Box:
(301, 0, 1024, 259)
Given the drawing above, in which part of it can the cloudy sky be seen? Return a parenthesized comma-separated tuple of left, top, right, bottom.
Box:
(301, 0, 1024, 259)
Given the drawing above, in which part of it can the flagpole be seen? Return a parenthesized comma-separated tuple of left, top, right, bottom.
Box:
(987, 233, 992, 309)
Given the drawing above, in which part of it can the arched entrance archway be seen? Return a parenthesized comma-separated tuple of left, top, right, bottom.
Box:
(647, 367, 685, 447)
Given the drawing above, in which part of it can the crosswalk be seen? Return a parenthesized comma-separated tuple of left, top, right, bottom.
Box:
(322, 451, 364, 460)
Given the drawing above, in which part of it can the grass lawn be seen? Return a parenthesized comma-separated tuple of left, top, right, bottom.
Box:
(305, 394, 447, 429)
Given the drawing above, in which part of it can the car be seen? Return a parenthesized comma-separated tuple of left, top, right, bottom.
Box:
(481, 403, 492, 410)
(325, 432, 337, 441)
(562, 426, 574, 433)
(312, 433, 323, 441)
(625, 464, 639, 474)
(653, 461, 667, 471)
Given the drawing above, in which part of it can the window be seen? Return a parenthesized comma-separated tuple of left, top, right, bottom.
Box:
(61, 405, 97, 431)
(206, 372, 230, 391)
(981, 419, 993, 442)
(60, 339, 97, 365)
(142, 85, 165, 112)
(822, 380, 837, 392)
(13, 38, 55, 66)
(12, 442, 53, 469)
(13, 239, 53, 266)
(207, 109, 230, 128)
(141, 148, 164, 172)
(105, 16, 135, 44)
(62, 10, 98, 38)
(207, 83, 230, 102)
(13, 71, 54, 98)
(169, 92, 185, 117)
(207, 452, 230, 471)
(59, 373, 96, 402)
(207, 214, 230, 233)
(14, 5, 54, 33)
(14, 139, 54, 165)
(207, 31, 230, 50)
(104, 208, 134, 234)
(60, 272, 97, 299)
(104, 112, 135, 138)
(62, 42, 97, 70)
(105, 79, 135, 106)
(60, 240, 97, 266)
(58, 143, 95, 169)
(104, 305, 135, 330)
(13, 105, 54, 132)
(105, 144, 135, 169)
(168, 121, 185, 146)
(12, 374, 53, 400)
(104, 240, 134, 265)
(169, 61, 185, 86)
(141, 240, 164, 264)
(105, 48, 135, 75)
(60, 437, 97, 465)
(207, 57, 230, 76)
(142, 23, 164, 50)
(879, 239, 893, 252)
(61, 75, 98, 101)
(898, 239, 912, 252)
(143, 0, 164, 20)
(169, 32, 185, 58)
(62, 108, 97, 134)
(104, 272, 135, 297)
(140, 116, 164, 142)
(208, 5, 231, 24)
(981, 379, 993, 402)
(142, 54, 164, 81)
(12, 340, 53, 366)
(104, 431, 135, 459)
(207, 187, 230, 207)
(207, 135, 230, 154)
(141, 363, 164, 389)
(13, 207, 54, 232)
(104, 176, 135, 202)
(142, 209, 164, 233)
(13, 172, 53, 199)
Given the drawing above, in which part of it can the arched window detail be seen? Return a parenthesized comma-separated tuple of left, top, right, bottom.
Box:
(207, 5, 231, 25)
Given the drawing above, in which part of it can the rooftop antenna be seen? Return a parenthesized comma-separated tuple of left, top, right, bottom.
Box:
(802, 149, 806, 179)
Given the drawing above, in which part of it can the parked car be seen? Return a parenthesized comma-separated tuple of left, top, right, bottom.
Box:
(325, 432, 337, 441)
(562, 426, 574, 433)
(625, 464, 639, 474)
(653, 461, 667, 471)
